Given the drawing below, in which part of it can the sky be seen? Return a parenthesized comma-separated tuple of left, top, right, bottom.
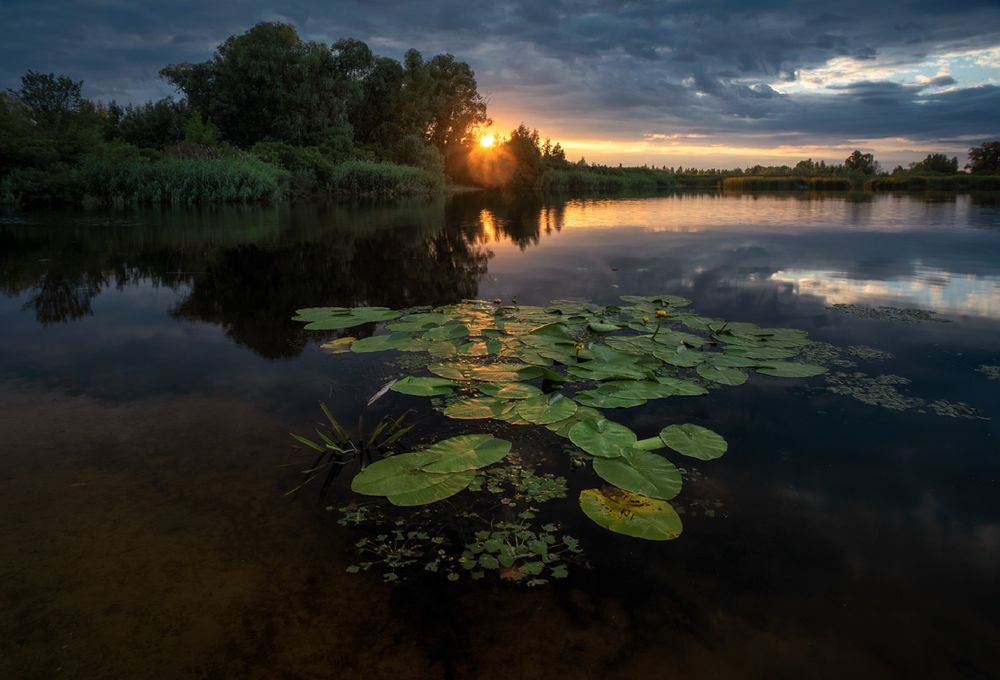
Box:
(2, 0, 999, 169)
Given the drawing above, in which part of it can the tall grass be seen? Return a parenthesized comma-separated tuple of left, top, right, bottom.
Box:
(865, 175, 1000, 191)
(328, 160, 443, 196)
(538, 168, 676, 193)
(83, 155, 289, 205)
(722, 176, 854, 191)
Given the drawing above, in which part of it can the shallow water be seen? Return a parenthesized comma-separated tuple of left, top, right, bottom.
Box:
(2, 191, 999, 679)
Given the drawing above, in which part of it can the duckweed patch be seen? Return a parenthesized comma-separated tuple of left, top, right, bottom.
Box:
(828, 304, 947, 323)
(977, 365, 1000, 381)
(846, 345, 895, 361)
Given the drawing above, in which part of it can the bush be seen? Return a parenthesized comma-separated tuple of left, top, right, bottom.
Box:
(250, 141, 338, 196)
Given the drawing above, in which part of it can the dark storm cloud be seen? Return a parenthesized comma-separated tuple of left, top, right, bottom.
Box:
(1, 0, 998, 146)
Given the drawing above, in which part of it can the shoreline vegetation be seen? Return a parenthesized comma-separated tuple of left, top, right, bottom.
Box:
(2, 23, 999, 207)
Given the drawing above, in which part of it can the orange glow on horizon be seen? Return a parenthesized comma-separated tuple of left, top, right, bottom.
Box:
(479, 134, 496, 148)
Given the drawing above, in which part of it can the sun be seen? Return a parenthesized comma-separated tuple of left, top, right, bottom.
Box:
(479, 134, 496, 148)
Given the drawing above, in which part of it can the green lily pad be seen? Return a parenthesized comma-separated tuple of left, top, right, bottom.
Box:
(655, 377, 709, 396)
(568, 418, 636, 458)
(755, 362, 828, 378)
(659, 424, 728, 460)
(295, 306, 401, 329)
(478, 383, 544, 400)
(696, 365, 748, 385)
(545, 406, 603, 437)
(574, 389, 647, 409)
(567, 360, 654, 381)
(515, 393, 578, 424)
(417, 434, 512, 473)
(579, 488, 683, 540)
(349, 334, 410, 353)
(592, 449, 682, 500)
(444, 397, 509, 420)
(390, 376, 459, 397)
(351, 456, 444, 497)
(387, 471, 475, 506)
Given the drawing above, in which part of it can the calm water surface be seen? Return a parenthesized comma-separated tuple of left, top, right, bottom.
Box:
(2, 192, 999, 679)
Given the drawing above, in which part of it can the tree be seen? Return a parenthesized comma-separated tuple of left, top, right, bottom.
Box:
(910, 153, 958, 174)
(967, 142, 1000, 174)
(161, 22, 353, 147)
(9, 71, 83, 130)
(503, 124, 544, 189)
(844, 149, 878, 175)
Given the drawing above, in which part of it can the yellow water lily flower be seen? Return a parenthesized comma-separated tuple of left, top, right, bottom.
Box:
(655, 308, 667, 317)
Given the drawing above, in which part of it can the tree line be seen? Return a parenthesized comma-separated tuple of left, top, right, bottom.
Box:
(2, 21, 999, 206)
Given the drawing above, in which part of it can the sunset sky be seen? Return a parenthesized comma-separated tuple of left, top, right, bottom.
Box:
(2, 0, 998, 168)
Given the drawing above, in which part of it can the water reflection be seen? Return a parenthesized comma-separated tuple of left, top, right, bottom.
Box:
(3, 191, 1000, 359)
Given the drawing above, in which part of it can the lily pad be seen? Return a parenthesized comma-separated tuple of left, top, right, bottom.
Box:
(696, 364, 748, 385)
(387, 471, 475, 506)
(755, 362, 828, 378)
(516, 393, 578, 424)
(592, 449, 682, 500)
(390, 376, 459, 397)
(478, 383, 544, 400)
(659, 424, 728, 460)
(417, 434, 512, 473)
(568, 418, 636, 458)
(579, 488, 683, 540)
(294, 306, 400, 329)
(444, 397, 510, 420)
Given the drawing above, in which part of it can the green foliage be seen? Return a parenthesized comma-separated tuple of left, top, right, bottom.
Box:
(722, 176, 855, 191)
(865, 175, 1000, 191)
(328, 160, 443, 196)
(162, 22, 352, 147)
(81, 151, 288, 205)
(909, 153, 959, 174)
(289, 403, 414, 497)
(967, 141, 1000, 175)
(539, 166, 677, 193)
(8, 70, 83, 130)
(844, 149, 879, 175)
(294, 295, 831, 540)
(109, 97, 189, 150)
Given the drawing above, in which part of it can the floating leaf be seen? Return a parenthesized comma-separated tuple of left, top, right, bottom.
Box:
(387, 471, 475, 506)
(588, 321, 621, 333)
(351, 334, 411, 353)
(579, 488, 683, 540)
(696, 364, 748, 385)
(659, 424, 728, 460)
(444, 397, 509, 420)
(352, 457, 445, 497)
(516, 393, 578, 424)
(574, 389, 647, 409)
(568, 418, 636, 458)
(418, 434, 513, 473)
(295, 306, 401, 329)
(755, 362, 828, 378)
(478, 383, 544, 400)
(390, 376, 459, 397)
(592, 449, 682, 500)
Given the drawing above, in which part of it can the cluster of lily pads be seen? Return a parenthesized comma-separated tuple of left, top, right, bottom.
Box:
(295, 294, 829, 541)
